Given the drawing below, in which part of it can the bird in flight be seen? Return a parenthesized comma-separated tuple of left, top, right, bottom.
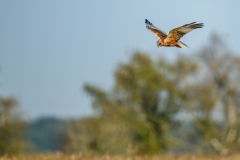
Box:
(145, 19, 204, 48)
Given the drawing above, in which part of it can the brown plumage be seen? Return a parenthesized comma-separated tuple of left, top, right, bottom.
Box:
(145, 19, 204, 48)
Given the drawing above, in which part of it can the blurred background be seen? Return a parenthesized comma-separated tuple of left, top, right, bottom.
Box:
(1, 0, 240, 156)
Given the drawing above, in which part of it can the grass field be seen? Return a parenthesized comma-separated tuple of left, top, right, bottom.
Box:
(1, 153, 240, 160)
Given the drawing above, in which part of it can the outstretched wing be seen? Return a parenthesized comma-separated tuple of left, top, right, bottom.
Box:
(145, 19, 167, 40)
(165, 22, 204, 42)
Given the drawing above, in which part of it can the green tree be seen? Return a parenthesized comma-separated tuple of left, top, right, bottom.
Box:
(0, 96, 26, 155)
(66, 52, 197, 155)
(191, 33, 240, 155)
(168, 33, 240, 155)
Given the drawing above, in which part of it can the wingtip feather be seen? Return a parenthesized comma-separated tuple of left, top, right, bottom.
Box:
(145, 19, 151, 25)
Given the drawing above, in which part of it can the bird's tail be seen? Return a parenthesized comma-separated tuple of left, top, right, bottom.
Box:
(178, 41, 190, 48)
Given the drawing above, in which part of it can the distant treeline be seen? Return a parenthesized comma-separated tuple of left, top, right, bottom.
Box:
(23, 117, 67, 152)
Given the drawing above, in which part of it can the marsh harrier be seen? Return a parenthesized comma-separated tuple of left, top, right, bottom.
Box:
(145, 19, 204, 48)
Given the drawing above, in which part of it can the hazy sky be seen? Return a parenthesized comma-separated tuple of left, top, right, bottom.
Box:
(0, 1, 240, 119)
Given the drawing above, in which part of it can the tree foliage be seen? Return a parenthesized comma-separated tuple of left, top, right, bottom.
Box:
(0, 96, 26, 155)
(188, 33, 240, 155)
(66, 51, 198, 155)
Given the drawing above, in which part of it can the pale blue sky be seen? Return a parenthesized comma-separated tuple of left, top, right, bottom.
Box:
(0, 1, 240, 119)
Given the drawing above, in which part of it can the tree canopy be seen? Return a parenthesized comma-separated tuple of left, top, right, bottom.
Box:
(0, 96, 26, 155)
